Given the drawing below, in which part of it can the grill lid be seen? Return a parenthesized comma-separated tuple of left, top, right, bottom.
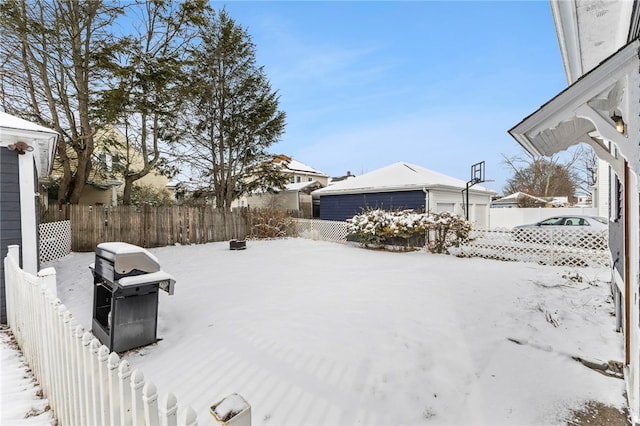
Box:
(95, 242, 161, 275)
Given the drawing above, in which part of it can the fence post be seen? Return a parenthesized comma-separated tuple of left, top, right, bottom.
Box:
(5, 245, 20, 329)
(35, 269, 56, 399)
(131, 369, 146, 426)
(143, 381, 160, 425)
(89, 339, 103, 426)
(179, 406, 198, 426)
(108, 352, 122, 426)
(37, 267, 57, 298)
(118, 361, 133, 426)
(71, 324, 85, 424)
(98, 345, 111, 425)
(40, 292, 56, 407)
(81, 333, 95, 424)
(160, 393, 178, 426)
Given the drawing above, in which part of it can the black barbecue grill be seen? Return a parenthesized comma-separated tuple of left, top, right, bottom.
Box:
(90, 242, 175, 353)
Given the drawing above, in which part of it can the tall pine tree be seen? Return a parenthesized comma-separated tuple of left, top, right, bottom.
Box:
(174, 9, 287, 209)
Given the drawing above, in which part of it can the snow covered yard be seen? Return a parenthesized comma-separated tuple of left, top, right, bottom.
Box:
(1, 327, 54, 425)
(44, 238, 627, 425)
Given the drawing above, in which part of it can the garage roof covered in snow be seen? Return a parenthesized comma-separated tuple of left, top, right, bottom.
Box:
(312, 162, 494, 196)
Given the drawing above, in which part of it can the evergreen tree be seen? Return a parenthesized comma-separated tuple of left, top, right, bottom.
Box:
(174, 9, 287, 209)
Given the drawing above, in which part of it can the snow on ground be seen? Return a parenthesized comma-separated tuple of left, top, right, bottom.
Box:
(35, 238, 627, 424)
(0, 328, 54, 425)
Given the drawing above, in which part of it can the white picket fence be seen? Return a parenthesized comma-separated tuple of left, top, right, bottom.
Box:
(4, 245, 200, 426)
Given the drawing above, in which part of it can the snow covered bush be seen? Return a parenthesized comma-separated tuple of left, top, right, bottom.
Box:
(345, 208, 394, 248)
(426, 211, 472, 254)
(346, 208, 471, 253)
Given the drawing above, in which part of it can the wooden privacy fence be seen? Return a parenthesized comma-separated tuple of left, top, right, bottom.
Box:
(4, 245, 205, 426)
(41, 205, 252, 252)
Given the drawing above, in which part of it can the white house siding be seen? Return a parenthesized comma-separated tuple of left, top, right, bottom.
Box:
(593, 158, 610, 218)
(431, 189, 490, 228)
(245, 191, 310, 214)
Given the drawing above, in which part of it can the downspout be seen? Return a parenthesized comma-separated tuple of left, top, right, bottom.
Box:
(423, 187, 430, 249)
(623, 160, 630, 366)
(422, 187, 430, 213)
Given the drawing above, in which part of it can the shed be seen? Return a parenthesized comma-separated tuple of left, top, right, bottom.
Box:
(312, 162, 495, 226)
(0, 112, 58, 323)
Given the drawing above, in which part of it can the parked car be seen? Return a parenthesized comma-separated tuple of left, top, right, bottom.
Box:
(512, 215, 608, 247)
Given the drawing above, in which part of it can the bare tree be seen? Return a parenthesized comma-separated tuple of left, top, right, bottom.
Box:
(1, 0, 123, 204)
(96, 0, 211, 205)
(502, 146, 590, 204)
(575, 145, 598, 195)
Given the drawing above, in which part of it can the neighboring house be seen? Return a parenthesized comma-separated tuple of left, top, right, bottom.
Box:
(575, 194, 593, 208)
(329, 171, 356, 184)
(234, 155, 329, 215)
(273, 154, 329, 186)
(0, 112, 58, 323)
(242, 180, 323, 218)
(547, 196, 569, 208)
(45, 126, 174, 206)
(311, 161, 495, 226)
(491, 192, 548, 208)
(509, 2, 640, 422)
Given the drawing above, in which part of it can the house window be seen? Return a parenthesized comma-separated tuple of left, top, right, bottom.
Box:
(289, 176, 295, 184)
(296, 176, 301, 183)
(95, 151, 113, 173)
(308, 177, 312, 182)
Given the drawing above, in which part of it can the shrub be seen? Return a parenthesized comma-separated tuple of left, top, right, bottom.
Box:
(427, 211, 472, 254)
(347, 208, 471, 253)
(250, 208, 296, 238)
(120, 184, 174, 207)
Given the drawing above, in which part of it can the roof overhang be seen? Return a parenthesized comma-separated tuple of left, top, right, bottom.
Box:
(0, 112, 59, 176)
(313, 184, 495, 197)
(509, 38, 639, 178)
(551, 0, 635, 84)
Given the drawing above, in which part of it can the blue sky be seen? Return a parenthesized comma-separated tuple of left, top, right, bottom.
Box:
(212, 1, 567, 194)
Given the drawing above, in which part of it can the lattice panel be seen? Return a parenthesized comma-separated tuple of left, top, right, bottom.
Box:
(295, 219, 349, 243)
(39, 220, 72, 263)
(458, 228, 610, 268)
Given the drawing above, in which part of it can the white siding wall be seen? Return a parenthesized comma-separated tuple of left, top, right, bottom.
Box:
(593, 158, 610, 218)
